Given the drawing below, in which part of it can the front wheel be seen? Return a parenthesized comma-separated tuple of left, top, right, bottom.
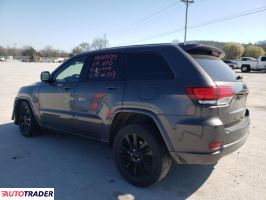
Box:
(113, 124, 172, 187)
(18, 101, 39, 137)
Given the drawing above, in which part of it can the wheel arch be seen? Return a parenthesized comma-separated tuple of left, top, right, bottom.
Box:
(13, 97, 39, 125)
(109, 109, 174, 151)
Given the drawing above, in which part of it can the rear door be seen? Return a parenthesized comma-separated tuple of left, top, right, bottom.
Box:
(195, 56, 249, 126)
(258, 56, 266, 70)
(73, 52, 126, 141)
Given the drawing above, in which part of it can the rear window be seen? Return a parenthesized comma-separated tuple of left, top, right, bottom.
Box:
(196, 58, 237, 82)
(126, 52, 174, 80)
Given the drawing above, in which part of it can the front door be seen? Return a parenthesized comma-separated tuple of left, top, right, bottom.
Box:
(39, 56, 87, 132)
(74, 52, 125, 141)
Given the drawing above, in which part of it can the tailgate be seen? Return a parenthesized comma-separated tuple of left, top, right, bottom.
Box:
(195, 56, 249, 126)
(216, 81, 248, 126)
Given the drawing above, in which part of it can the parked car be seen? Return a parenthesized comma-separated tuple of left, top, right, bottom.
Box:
(235, 56, 266, 72)
(53, 58, 64, 63)
(12, 44, 250, 187)
(0, 57, 6, 62)
(223, 60, 238, 69)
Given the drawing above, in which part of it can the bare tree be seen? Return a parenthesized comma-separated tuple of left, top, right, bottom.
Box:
(91, 37, 109, 50)
(172, 39, 180, 44)
(39, 46, 69, 58)
(71, 42, 91, 55)
(79, 42, 90, 51)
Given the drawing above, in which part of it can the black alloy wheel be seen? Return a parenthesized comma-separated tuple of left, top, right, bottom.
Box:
(113, 124, 172, 187)
(18, 101, 38, 137)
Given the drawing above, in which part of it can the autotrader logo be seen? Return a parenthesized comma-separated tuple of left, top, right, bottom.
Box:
(0, 188, 54, 200)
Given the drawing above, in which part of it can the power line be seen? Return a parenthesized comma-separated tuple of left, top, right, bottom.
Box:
(114, 1, 180, 33)
(125, 6, 266, 45)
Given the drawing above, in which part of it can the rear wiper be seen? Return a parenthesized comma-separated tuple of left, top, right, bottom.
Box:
(236, 75, 243, 80)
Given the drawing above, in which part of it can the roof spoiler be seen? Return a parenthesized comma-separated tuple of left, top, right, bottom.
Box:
(178, 43, 225, 59)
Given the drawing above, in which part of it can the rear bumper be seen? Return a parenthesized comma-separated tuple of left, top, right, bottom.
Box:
(169, 114, 250, 164)
(170, 132, 248, 164)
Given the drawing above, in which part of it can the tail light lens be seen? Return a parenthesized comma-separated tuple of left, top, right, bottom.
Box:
(186, 85, 234, 105)
(209, 141, 223, 150)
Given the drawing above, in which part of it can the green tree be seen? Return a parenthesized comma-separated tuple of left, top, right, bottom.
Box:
(0, 46, 7, 56)
(223, 42, 245, 60)
(243, 45, 265, 58)
(22, 46, 36, 57)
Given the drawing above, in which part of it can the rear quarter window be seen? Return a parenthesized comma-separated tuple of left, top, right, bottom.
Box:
(126, 52, 174, 80)
(195, 56, 237, 82)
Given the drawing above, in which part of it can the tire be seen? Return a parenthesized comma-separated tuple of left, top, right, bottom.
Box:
(113, 124, 172, 187)
(229, 65, 234, 70)
(18, 101, 39, 137)
(241, 65, 251, 72)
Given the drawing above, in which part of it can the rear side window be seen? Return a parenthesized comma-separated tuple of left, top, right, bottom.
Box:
(196, 58, 237, 82)
(126, 52, 174, 80)
(87, 53, 124, 81)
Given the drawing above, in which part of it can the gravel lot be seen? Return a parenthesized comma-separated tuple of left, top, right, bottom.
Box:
(0, 60, 266, 200)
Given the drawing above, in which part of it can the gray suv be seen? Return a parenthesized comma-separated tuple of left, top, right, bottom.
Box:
(12, 44, 250, 187)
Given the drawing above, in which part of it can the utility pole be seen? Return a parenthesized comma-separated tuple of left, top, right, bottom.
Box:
(103, 33, 107, 48)
(181, 0, 194, 45)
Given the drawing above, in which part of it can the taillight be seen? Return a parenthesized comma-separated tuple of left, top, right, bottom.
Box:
(208, 141, 223, 150)
(186, 85, 233, 105)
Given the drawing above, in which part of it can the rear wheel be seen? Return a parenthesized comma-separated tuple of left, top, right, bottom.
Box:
(241, 65, 251, 72)
(113, 124, 172, 187)
(18, 101, 39, 137)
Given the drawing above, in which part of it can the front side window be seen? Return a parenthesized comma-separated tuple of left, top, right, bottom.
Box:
(261, 57, 266, 61)
(126, 52, 174, 80)
(87, 53, 124, 81)
(54, 56, 86, 82)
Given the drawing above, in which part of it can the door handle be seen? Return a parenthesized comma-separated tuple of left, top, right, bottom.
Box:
(106, 86, 120, 90)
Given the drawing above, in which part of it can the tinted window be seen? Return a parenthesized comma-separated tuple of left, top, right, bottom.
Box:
(261, 57, 266, 61)
(196, 58, 237, 82)
(87, 53, 124, 81)
(54, 56, 86, 82)
(126, 52, 173, 80)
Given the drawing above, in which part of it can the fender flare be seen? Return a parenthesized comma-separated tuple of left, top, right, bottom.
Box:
(111, 108, 175, 151)
(12, 97, 40, 125)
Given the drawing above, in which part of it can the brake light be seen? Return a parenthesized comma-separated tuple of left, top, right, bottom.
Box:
(209, 141, 223, 150)
(186, 86, 233, 105)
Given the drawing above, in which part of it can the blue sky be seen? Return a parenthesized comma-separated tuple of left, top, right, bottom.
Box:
(0, 0, 265, 51)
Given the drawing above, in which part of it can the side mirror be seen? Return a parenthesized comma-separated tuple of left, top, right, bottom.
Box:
(41, 71, 51, 82)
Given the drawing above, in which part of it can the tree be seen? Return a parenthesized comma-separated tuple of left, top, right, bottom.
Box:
(223, 43, 245, 60)
(79, 42, 90, 51)
(39, 46, 69, 58)
(71, 42, 90, 55)
(172, 39, 180, 44)
(21, 46, 36, 57)
(91, 37, 108, 50)
(0, 46, 7, 56)
(243, 45, 265, 59)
